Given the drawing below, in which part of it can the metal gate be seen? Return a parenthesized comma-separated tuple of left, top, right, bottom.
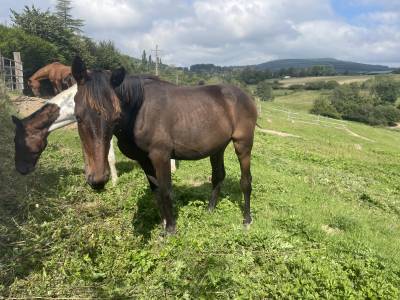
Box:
(0, 52, 24, 92)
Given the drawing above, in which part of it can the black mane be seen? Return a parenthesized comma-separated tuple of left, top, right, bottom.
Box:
(114, 75, 163, 131)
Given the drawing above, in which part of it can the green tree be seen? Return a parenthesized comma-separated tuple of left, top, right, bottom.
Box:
(256, 81, 274, 101)
(55, 0, 84, 32)
(141, 50, 147, 65)
(92, 41, 122, 70)
(371, 78, 399, 104)
(10, 5, 73, 60)
(311, 98, 340, 118)
(0, 25, 61, 78)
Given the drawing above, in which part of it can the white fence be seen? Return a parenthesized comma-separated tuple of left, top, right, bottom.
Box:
(0, 52, 24, 92)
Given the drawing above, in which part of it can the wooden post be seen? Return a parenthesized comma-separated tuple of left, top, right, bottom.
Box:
(0, 51, 5, 87)
(9, 59, 13, 91)
(13, 52, 24, 91)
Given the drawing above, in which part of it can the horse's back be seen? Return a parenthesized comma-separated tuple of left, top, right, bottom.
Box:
(135, 82, 257, 159)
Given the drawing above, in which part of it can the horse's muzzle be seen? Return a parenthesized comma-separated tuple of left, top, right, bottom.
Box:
(87, 172, 110, 190)
(16, 163, 35, 175)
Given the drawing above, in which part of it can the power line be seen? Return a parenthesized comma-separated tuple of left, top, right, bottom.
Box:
(151, 44, 163, 76)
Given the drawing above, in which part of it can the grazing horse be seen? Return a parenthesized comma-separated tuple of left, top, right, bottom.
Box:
(71, 56, 257, 233)
(28, 62, 75, 97)
(12, 85, 118, 185)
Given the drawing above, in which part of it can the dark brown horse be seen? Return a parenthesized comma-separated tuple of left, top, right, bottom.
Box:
(71, 56, 257, 233)
(28, 62, 75, 97)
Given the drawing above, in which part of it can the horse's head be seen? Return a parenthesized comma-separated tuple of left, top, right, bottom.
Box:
(72, 56, 125, 190)
(12, 104, 59, 174)
(28, 79, 41, 97)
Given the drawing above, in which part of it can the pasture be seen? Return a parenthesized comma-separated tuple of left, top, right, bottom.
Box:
(1, 89, 400, 298)
(278, 75, 375, 87)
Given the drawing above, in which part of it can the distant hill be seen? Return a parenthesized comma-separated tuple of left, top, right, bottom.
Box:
(253, 58, 392, 74)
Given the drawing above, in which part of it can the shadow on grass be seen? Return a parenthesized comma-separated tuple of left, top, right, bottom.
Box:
(0, 113, 84, 294)
(0, 164, 82, 287)
(115, 161, 138, 176)
(131, 176, 243, 242)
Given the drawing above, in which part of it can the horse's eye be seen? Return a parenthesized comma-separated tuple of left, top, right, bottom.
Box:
(76, 116, 82, 123)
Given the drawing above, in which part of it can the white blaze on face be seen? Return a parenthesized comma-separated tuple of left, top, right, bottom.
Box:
(48, 84, 78, 132)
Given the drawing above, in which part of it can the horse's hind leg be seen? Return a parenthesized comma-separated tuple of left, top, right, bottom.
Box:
(208, 149, 226, 211)
(233, 137, 253, 227)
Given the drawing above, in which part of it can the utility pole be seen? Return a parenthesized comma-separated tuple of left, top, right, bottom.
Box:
(151, 44, 162, 76)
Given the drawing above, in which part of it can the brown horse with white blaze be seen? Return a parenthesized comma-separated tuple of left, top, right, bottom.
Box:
(71, 56, 257, 234)
(28, 62, 75, 96)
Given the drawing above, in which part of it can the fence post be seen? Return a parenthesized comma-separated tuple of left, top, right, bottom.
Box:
(13, 52, 24, 91)
(0, 51, 5, 88)
(9, 59, 14, 91)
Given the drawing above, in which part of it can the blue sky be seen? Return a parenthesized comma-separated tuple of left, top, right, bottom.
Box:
(1, 0, 400, 66)
(331, 0, 379, 21)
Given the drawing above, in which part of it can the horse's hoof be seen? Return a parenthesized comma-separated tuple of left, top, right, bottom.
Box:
(165, 225, 176, 235)
(243, 216, 253, 230)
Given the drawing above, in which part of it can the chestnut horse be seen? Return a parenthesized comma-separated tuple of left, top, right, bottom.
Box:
(12, 85, 118, 185)
(71, 56, 257, 234)
(28, 62, 75, 97)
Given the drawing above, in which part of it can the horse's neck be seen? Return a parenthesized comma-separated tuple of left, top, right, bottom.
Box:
(24, 103, 60, 131)
(48, 84, 78, 132)
(30, 66, 50, 81)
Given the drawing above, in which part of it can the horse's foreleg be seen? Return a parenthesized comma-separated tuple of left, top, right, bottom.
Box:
(108, 137, 118, 186)
(55, 80, 63, 94)
(149, 150, 175, 234)
(51, 81, 58, 95)
(171, 159, 177, 172)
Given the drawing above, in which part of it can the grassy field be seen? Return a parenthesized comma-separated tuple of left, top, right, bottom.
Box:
(1, 87, 400, 298)
(278, 75, 374, 87)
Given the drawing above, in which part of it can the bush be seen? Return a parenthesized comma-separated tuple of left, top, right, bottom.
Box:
(311, 81, 400, 126)
(371, 78, 399, 104)
(304, 81, 340, 91)
(288, 84, 304, 90)
(325, 80, 340, 90)
(256, 81, 274, 101)
(311, 98, 340, 119)
(371, 105, 400, 126)
(304, 81, 326, 90)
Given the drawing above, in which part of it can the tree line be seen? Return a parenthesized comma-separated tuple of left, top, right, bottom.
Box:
(0, 1, 153, 83)
(311, 78, 400, 126)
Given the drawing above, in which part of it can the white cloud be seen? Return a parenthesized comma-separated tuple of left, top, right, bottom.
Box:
(3, 0, 400, 66)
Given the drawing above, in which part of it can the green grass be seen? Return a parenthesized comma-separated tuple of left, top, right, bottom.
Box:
(1, 89, 400, 298)
(279, 75, 375, 87)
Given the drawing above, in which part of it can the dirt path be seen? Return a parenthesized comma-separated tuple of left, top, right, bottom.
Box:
(10, 95, 77, 129)
(343, 128, 375, 142)
(11, 95, 47, 118)
(258, 128, 300, 138)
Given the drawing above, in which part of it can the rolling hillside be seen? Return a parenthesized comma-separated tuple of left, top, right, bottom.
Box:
(254, 58, 392, 73)
(1, 89, 400, 298)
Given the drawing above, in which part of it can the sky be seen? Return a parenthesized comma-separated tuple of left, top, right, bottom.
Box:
(1, 0, 400, 67)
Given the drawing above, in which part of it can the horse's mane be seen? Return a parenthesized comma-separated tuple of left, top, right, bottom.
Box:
(80, 70, 121, 121)
(80, 72, 172, 124)
(114, 75, 170, 126)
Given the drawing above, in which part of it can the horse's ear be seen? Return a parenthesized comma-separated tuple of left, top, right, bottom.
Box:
(11, 115, 22, 126)
(72, 56, 88, 85)
(110, 67, 126, 88)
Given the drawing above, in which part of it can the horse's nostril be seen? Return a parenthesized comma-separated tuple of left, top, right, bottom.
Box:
(89, 181, 106, 190)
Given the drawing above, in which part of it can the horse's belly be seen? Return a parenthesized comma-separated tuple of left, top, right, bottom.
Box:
(170, 111, 232, 159)
(172, 128, 232, 159)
